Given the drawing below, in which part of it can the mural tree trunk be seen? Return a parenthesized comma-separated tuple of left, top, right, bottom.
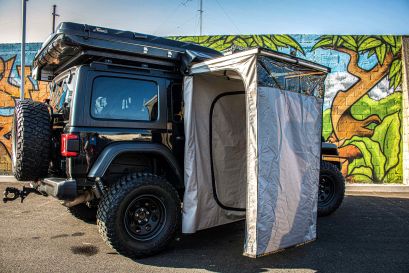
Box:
(331, 48, 394, 141)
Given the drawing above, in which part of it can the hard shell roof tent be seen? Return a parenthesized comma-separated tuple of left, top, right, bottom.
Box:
(183, 47, 329, 257)
(32, 22, 222, 81)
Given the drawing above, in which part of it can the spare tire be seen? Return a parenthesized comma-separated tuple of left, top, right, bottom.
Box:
(12, 100, 51, 181)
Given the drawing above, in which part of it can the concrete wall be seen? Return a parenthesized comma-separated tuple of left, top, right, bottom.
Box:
(0, 35, 405, 183)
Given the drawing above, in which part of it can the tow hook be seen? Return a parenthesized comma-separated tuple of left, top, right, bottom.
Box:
(3, 186, 43, 203)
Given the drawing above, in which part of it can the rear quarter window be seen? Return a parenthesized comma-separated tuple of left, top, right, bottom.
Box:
(91, 76, 158, 121)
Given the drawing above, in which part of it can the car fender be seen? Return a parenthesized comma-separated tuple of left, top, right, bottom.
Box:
(88, 142, 184, 189)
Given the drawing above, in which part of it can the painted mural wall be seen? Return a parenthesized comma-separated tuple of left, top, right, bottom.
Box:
(0, 43, 48, 174)
(173, 35, 403, 183)
(0, 36, 404, 183)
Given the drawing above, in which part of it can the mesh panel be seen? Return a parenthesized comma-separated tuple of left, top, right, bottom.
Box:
(257, 56, 326, 98)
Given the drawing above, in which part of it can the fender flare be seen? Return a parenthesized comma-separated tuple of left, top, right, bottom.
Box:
(88, 142, 184, 189)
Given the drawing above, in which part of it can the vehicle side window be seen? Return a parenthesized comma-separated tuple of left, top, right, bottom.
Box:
(50, 78, 73, 111)
(91, 76, 158, 121)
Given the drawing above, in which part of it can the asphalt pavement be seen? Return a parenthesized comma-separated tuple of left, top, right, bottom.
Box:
(0, 182, 408, 273)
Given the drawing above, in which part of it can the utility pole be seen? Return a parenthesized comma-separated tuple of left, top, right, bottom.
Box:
(52, 4, 59, 33)
(199, 0, 203, 36)
(20, 0, 28, 100)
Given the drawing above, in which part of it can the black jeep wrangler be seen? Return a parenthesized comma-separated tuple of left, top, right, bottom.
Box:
(6, 22, 345, 258)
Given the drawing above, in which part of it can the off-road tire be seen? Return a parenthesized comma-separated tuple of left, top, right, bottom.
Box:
(97, 173, 181, 258)
(12, 100, 51, 181)
(68, 204, 97, 223)
(318, 161, 345, 217)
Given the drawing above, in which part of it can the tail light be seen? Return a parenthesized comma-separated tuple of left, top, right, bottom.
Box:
(61, 133, 79, 157)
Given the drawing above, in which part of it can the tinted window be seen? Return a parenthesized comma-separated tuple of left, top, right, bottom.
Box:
(50, 72, 76, 112)
(91, 77, 158, 121)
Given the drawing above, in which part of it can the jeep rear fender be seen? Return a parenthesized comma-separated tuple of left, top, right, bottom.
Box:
(88, 142, 183, 189)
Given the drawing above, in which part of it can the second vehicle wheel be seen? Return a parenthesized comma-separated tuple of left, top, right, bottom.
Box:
(318, 161, 345, 217)
(97, 173, 181, 258)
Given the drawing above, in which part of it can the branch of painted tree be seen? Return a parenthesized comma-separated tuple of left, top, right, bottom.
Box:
(336, 48, 367, 78)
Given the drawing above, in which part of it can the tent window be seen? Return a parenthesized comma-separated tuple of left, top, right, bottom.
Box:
(257, 56, 326, 98)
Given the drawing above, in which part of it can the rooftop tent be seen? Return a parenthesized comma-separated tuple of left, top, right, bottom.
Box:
(182, 48, 329, 257)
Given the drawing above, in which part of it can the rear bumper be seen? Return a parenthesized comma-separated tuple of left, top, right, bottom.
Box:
(37, 178, 77, 200)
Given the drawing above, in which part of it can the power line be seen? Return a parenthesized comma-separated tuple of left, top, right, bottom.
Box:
(175, 14, 198, 34)
(153, 0, 193, 35)
(214, 0, 241, 34)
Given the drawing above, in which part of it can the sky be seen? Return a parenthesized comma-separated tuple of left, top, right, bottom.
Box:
(0, 0, 408, 43)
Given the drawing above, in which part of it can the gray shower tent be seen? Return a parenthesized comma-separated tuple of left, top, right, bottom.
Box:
(182, 48, 329, 257)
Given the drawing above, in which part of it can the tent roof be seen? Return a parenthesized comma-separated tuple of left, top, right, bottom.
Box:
(190, 47, 331, 74)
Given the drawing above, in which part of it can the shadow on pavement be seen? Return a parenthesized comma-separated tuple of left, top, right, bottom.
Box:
(137, 195, 409, 273)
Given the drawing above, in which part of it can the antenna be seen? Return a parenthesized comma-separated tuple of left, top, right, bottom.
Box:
(198, 0, 203, 35)
(52, 4, 60, 33)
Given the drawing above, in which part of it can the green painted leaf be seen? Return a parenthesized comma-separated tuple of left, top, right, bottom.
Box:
(341, 35, 357, 49)
(358, 37, 382, 51)
(336, 37, 344, 47)
(357, 35, 369, 46)
(367, 49, 376, 58)
(388, 76, 396, 90)
(342, 42, 356, 51)
(350, 93, 402, 121)
(350, 166, 373, 178)
(382, 35, 396, 46)
(273, 35, 305, 55)
(344, 136, 386, 182)
(253, 35, 264, 47)
(322, 108, 332, 140)
(348, 157, 366, 172)
(225, 36, 235, 44)
(271, 36, 287, 47)
(261, 36, 278, 51)
(350, 174, 374, 183)
(389, 59, 402, 79)
(233, 37, 248, 48)
(393, 70, 402, 89)
(311, 38, 333, 51)
(208, 35, 224, 45)
(375, 44, 387, 65)
(371, 112, 401, 173)
(392, 37, 402, 55)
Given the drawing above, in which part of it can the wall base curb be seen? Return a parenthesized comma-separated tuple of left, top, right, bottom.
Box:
(0, 176, 17, 182)
(346, 183, 409, 193)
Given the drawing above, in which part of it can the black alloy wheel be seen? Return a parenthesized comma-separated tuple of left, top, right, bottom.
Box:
(318, 174, 336, 207)
(318, 161, 345, 217)
(124, 194, 166, 241)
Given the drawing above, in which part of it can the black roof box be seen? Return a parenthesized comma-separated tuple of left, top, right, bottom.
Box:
(32, 22, 222, 81)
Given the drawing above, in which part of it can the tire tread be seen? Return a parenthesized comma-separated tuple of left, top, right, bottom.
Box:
(97, 173, 181, 258)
